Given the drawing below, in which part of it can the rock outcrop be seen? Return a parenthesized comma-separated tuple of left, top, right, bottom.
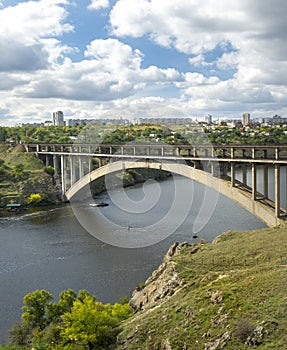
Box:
(129, 242, 191, 312)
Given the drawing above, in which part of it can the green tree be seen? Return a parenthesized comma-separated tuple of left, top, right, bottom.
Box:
(46, 289, 77, 324)
(60, 294, 132, 349)
(21, 290, 53, 330)
(0, 127, 7, 142)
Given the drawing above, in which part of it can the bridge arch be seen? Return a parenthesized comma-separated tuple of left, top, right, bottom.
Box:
(65, 160, 282, 227)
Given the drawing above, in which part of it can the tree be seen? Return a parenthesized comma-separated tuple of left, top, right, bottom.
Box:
(22, 290, 53, 330)
(60, 294, 132, 349)
(0, 127, 7, 142)
(46, 289, 77, 324)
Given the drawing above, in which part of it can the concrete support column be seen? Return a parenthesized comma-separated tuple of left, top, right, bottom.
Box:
(231, 147, 235, 159)
(88, 157, 93, 173)
(252, 163, 257, 200)
(79, 156, 85, 179)
(211, 148, 215, 158)
(221, 162, 227, 177)
(193, 160, 200, 170)
(242, 163, 247, 186)
(263, 165, 269, 199)
(211, 162, 216, 177)
(231, 162, 235, 187)
(46, 155, 50, 167)
(275, 148, 279, 160)
(146, 147, 150, 156)
(61, 155, 67, 197)
(275, 164, 280, 218)
(70, 156, 76, 185)
(252, 147, 256, 159)
(53, 155, 58, 174)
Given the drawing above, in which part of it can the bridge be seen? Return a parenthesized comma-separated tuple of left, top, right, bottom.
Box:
(24, 142, 287, 227)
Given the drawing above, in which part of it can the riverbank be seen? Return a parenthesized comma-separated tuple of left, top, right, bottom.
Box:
(116, 224, 287, 349)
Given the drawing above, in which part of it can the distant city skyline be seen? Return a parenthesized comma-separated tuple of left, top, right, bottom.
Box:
(0, 1, 287, 126)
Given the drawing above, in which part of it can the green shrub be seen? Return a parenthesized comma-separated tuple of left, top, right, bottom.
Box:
(44, 166, 55, 176)
(27, 193, 43, 205)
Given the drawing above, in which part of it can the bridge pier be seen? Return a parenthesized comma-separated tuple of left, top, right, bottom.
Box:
(263, 165, 269, 199)
(275, 164, 280, 218)
(221, 162, 228, 178)
(53, 155, 59, 175)
(88, 157, 93, 173)
(79, 156, 85, 179)
(242, 163, 247, 186)
(61, 155, 67, 198)
(70, 156, 77, 185)
(231, 162, 236, 187)
(252, 163, 257, 200)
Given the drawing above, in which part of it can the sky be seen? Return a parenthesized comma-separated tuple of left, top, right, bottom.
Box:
(0, 0, 287, 125)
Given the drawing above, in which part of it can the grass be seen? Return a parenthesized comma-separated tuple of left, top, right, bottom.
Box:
(116, 225, 287, 349)
(0, 147, 57, 206)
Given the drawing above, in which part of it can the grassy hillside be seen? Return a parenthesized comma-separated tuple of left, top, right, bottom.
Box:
(0, 145, 60, 206)
(116, 225, 287, 349)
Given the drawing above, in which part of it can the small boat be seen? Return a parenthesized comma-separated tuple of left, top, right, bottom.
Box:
(192, 234, 198, 239)
(6, 203, 22, 212)
(90, 202, 109, 207)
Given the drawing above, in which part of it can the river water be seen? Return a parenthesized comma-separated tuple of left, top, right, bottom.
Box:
(0, 175, 266, 342)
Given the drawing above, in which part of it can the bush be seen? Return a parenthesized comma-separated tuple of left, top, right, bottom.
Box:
(234, 318, 255, 343)
(44, 166, 55, 177)
(27, 193, 43, 205)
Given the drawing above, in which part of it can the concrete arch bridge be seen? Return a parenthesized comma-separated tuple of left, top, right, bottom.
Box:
(24, 142, 287, 227)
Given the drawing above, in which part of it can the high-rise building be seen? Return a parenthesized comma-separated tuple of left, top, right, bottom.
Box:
(52, 111, 65, 126)
(205, 114, 212, 124)
(242, 113, 250, 126)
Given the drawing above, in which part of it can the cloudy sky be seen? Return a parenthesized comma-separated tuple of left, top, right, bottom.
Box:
(0, 0, 286, 125)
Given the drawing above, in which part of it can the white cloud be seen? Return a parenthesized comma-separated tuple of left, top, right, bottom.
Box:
(0, 0, 73, 71)
(14, 39, 182, 102)
(88, 0, 109, 11)
(109, 0, 287, 117)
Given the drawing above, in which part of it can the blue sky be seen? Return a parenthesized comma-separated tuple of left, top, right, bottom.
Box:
(0, 0, 286, 125)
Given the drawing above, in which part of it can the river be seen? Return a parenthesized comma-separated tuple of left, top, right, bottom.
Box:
(0, 175, 266, 342)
